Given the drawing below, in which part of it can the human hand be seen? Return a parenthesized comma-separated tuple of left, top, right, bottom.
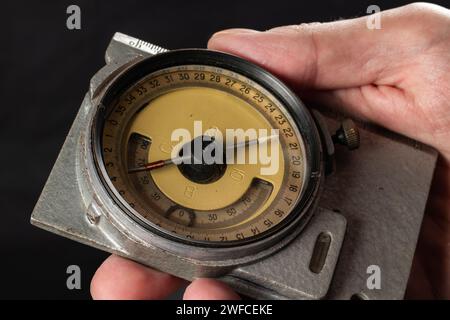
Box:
(91, 3, 450, 299)
(91, 255, 240, 299)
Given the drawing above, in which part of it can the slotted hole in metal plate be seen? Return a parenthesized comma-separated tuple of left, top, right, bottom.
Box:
(309, 232, 332, 274)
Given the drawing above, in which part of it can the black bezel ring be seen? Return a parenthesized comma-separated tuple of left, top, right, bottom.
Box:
(92, 49, 323, 248)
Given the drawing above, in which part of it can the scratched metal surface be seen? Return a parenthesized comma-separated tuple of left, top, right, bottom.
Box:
(321, 118, 437, 299)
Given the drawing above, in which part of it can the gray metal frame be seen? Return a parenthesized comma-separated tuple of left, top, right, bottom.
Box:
(31, 33, 437, 299)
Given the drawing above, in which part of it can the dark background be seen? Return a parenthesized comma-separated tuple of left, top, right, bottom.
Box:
(0, 0, 447, 299)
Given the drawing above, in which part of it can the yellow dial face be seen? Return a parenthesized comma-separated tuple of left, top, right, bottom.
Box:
(100, 64, 308, 244)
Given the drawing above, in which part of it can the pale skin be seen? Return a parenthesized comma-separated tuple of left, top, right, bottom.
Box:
(91, 3, 450, 299)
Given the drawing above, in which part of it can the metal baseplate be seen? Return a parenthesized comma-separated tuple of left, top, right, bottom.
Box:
(31, 33, 438, 300)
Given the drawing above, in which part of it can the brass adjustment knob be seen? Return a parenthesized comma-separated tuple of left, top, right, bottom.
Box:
(332, 119, 360, 150)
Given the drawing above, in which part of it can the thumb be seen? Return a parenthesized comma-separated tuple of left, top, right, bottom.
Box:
(207, 4, 446, 145)
(208, 4, 426, 91)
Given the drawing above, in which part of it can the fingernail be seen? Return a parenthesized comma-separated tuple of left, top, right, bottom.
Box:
(211, 28, 260, 38)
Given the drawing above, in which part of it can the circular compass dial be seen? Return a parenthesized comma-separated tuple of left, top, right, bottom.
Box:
(94, 50, 322, 247)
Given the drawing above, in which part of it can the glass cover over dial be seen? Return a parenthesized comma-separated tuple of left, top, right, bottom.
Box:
(97, 56, 314, 246)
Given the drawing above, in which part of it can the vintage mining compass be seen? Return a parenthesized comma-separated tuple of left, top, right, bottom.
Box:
(31, 33, 437, 299)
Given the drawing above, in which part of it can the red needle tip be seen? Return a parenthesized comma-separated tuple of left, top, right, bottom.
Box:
(128, 160, 167, 173)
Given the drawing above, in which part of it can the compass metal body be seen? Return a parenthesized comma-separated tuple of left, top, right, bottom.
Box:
(31, 33, 437, 299)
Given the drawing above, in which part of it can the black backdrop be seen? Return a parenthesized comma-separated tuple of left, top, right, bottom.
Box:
(1, 0, 447, 299)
